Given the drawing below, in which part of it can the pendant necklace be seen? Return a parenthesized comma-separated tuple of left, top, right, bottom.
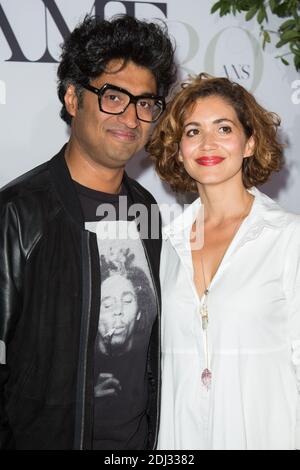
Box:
(199, 196, 253, 390)
(199, 282, 211, 389)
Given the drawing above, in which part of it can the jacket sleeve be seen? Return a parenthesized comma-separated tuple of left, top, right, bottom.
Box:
(0, 194, 24, 449)
(284, 220, 300, 450)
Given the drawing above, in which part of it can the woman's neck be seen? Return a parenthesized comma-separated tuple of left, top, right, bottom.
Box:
(197, 180, 253, 224)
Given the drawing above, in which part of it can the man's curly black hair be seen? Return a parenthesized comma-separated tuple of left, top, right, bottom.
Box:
(57, 15, 177, 125)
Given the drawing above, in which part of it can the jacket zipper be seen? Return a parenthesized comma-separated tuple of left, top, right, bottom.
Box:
(74, 231, 92, 450)
(140, 238, 161, 450)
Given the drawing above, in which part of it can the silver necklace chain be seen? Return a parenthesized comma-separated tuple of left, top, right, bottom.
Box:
(199, 196, 253, 389)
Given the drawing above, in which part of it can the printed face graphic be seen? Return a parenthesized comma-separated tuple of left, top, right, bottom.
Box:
(99, 274, 141, 354)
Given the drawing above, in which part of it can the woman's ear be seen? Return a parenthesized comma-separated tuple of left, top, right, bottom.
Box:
(178, 149, 183, 162)
(64, 84, 78, 118)
(243, 135, 255, 159)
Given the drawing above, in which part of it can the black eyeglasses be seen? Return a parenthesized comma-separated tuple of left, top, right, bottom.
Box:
(82, 83, 166, 123)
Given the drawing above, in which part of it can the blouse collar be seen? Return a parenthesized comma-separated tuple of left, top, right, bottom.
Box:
(163, 187, 291, 248)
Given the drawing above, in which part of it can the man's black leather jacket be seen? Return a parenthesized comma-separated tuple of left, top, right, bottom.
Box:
(0, 146, 162, 450)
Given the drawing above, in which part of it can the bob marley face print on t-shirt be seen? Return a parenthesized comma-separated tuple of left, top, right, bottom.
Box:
(98, 243, 155, 357)
(85, 220, 157, 393)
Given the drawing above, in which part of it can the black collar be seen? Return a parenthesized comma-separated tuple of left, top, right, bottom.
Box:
(48, 144, 136, 228)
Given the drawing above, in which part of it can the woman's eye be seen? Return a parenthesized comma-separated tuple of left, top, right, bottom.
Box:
(186, 128, 199, 137)
(219, 126, 232, 134)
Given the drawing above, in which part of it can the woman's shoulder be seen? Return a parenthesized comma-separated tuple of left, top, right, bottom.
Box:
(251, 187, 300, 231)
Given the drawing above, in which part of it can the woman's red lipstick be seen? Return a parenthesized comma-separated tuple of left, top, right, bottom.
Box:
(195, 156, 225, 166)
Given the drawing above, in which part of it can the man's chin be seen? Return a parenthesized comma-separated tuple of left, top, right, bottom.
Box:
(110, 340, 132, 355)
(103, 152, 137, 169)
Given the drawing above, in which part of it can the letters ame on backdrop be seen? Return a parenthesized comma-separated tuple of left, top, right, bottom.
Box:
(0, 0, 259, 89)
(0, 1, 167, 63)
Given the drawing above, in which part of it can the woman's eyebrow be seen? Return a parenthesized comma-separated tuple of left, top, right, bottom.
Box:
(184, 118, 236, 128)
(183, 121, 201, 128)
(213, 118, 235, 125)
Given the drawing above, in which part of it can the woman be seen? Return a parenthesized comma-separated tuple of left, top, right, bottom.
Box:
(147, 74, 300, 450)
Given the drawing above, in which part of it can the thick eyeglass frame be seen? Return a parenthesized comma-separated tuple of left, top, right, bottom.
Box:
(82, 83, 166, 122)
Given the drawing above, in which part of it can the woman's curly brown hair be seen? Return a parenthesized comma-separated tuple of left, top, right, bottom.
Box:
(147, 73, 284, 192)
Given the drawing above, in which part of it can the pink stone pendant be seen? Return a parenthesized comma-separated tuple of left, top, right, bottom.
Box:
(201, 368, 212, 390)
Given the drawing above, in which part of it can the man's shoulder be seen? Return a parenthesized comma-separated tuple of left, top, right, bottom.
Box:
(0, 154, 66, 256)
(0, 160, 51, 207)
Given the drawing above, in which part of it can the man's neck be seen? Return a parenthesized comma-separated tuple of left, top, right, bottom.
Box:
(64, 142, 124, 194)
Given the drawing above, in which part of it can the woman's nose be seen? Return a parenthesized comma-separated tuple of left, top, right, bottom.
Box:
(199, 131, 218, 150)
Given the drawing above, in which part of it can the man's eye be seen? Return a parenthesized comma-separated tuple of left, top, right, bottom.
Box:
(107, 94, 120, 102)
(137, 100, 151, 109)
(186, 129, 199, 137)
(219, 126, 232, 134)
(122, 293, 135, 304)
(102, 297, 115, 308)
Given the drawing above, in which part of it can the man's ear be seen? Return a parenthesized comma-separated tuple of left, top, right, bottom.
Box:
(64, 84, 78, 118)
(243, 135, 255, 159)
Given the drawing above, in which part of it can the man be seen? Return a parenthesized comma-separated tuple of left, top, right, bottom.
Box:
(98, 247, 156, 356)
(0, 15, 176, 450)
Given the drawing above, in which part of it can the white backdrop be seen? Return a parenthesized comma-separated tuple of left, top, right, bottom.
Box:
(1, 0, 300, 211)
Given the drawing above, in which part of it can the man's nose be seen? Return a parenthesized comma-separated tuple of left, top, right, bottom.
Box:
(118, 103, 139, 128)
(113, 302, 123, 316)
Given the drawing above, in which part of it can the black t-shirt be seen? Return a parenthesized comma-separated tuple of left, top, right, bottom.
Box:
(74, 181, 157, 450)
(74, 180, 128, 222)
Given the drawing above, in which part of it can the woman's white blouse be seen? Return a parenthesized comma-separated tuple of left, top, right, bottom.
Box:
(158, 188, 300, 450)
